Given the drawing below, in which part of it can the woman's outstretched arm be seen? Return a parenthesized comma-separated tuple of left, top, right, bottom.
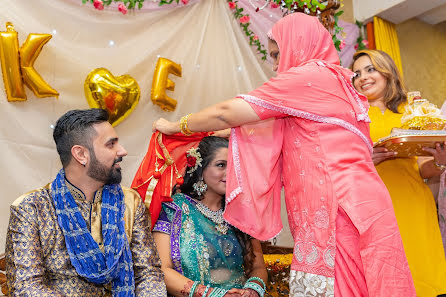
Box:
(152, 98, 260, 135)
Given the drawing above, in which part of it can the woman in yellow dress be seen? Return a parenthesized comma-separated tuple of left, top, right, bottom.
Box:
(352, 49, 446, 297)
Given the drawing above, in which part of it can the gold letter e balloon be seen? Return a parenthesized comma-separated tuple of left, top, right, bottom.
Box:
(151, 57, 182, 111)
(0, 22, 59, 102)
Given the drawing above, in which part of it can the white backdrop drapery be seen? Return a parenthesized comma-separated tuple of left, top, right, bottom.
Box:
(0, 0, 289, 251)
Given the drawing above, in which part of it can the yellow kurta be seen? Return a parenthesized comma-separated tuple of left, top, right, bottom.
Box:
(369, 106, 446, 296)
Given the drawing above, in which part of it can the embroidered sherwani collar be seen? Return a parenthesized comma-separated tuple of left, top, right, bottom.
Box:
(65, 178, 103, 204)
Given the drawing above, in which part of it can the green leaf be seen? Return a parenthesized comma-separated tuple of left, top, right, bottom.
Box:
(335, 10, 344, 17)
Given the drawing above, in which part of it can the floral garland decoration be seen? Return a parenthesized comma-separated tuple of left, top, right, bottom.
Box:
(82, 0, 190, 14)
(82, 0, 343, 56)
(354, 20, 369, 50)
(159, 0, 189, 5)
(332, 10, 344, 51)
(227, 1, 268, 60)
(271, 0, 344, 52)
(272, 0, 326, 12)
(82, 0, 138, 14)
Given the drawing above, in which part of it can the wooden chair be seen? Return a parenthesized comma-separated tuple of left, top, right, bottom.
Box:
(0, 253, 7, 296)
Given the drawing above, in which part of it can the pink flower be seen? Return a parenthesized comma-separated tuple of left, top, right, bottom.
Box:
(118, 3, 127, 14)
(93, 0, 104, 10)
(339, 40, 346, 50)
(354, 44, 359, 50)
(362, 39, 369, 48)
(270, 2, 279, 8)
(228, 2, 236, 9)
(181, 0, 189, 4)
(239, 15, 250, 24)
(253, 35, 259, 41)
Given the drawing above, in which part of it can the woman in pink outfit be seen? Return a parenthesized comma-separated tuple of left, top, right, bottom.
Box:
(153, 13, 415, 297)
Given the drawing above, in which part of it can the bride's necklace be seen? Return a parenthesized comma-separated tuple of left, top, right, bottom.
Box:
(196, 202, 229, 234)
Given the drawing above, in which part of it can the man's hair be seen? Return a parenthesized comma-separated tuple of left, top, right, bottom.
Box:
(53, 109, 109, 167)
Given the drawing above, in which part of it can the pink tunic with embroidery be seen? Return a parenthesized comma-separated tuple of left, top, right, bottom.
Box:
(248, 98, 381, 295)
(223, 13, 415, 297)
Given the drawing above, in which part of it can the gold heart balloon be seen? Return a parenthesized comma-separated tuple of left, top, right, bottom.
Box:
(84, 68, 140, 126)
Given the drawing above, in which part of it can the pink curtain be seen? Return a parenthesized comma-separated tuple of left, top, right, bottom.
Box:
(338, 20, 360, 68)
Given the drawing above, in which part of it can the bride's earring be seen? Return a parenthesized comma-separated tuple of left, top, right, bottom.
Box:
(193, 178, 207, 196)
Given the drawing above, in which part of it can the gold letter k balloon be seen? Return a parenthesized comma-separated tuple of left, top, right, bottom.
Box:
(0, 22, 59, 102)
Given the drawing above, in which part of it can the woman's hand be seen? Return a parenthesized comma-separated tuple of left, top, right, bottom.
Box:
(423, 142, 446, 166)
(212, 128, 231, 139)
(372, 147, 397, 165)
(226, 288, 259, 297)
(152, 118, 179, 135)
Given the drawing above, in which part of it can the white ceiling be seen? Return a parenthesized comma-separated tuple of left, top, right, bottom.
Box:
(353, 0, 446, 24)
(418, 3, 446, 24)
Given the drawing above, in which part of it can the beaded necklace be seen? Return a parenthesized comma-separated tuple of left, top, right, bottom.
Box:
(195, 202, 229, 234)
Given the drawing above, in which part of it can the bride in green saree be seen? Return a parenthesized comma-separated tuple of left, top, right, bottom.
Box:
(153, 136, 267, 297)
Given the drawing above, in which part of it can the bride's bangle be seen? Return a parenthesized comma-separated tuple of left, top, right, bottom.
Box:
(189, 281, 199, 297)
(180, 114, 193, 136)
(243, 277, 266, 297)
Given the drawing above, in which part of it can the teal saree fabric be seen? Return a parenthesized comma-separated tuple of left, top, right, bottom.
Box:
(153, 193, 245, 290)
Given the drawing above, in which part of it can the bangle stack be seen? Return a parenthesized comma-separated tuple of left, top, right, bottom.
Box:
(180, 114, 193, 136)
(202, 285, 211, 297)
(189, 281, 199, 297)
(189, 282, 227, 297)
(243, 277, 266, 297)
(208, 287, 228, 297)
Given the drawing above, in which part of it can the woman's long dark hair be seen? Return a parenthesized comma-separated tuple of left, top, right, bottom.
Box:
(173, 136, 255, 276)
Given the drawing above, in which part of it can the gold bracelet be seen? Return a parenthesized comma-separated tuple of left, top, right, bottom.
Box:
(180, 114, 193, 136)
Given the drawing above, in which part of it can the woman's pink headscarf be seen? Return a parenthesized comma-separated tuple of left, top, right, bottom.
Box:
(271, 12, 339, 71)
(268, 13, 370, 121)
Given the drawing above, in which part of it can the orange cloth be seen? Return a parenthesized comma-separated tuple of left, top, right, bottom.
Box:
(366, 22, 375, 50)
(131, 131, 211, 228)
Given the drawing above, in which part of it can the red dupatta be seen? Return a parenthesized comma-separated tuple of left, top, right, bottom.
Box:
(132, 131, 211, 228)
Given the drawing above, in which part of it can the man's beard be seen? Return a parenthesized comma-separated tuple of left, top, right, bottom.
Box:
(87, 149, 122, 185)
